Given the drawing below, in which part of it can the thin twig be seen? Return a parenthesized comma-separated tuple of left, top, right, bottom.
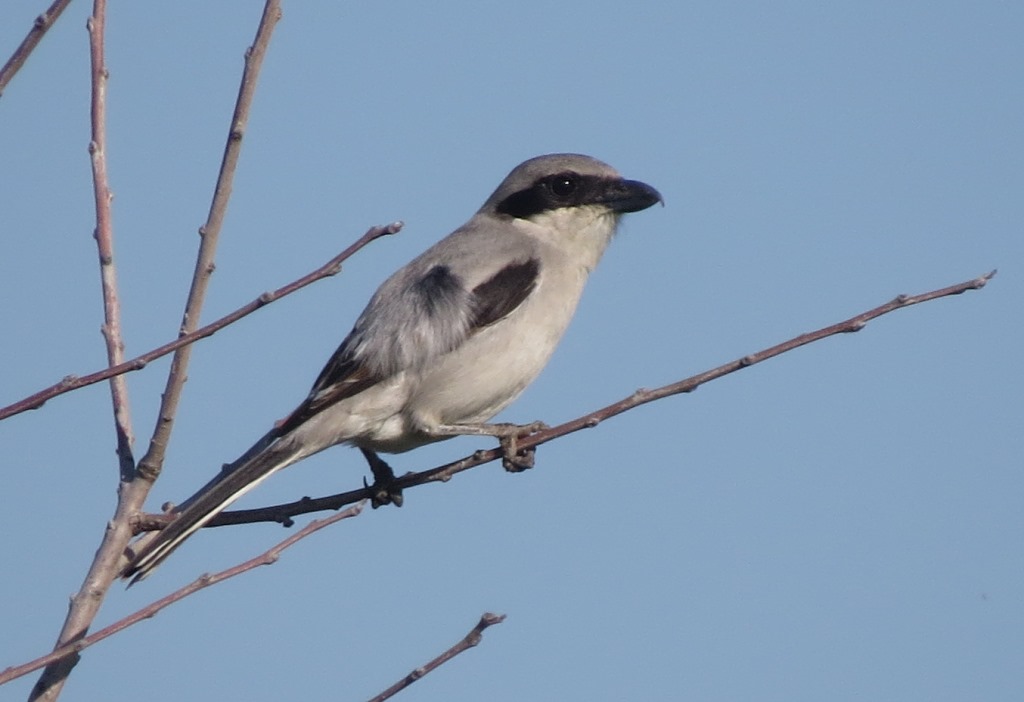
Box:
(0, 222, 401, 422)
(28, 4, 126, 700)
(136, 0, 282, 483)
(85, 0, 135, 479)
(0, 0, 73, 98)
(366, 613, 507, 702)
(134, 269, 996, 532)
(0, 504, 365, 686)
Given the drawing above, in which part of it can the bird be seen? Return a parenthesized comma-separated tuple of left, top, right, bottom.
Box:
(121, 153, 662, 582)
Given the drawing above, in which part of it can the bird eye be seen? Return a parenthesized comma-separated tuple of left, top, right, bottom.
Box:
(548, 174, 578, 198)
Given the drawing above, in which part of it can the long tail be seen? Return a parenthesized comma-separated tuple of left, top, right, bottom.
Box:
(121, 432, 304, 584)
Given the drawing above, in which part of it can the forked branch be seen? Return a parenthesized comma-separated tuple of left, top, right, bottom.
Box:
(28, 3, 285, 701)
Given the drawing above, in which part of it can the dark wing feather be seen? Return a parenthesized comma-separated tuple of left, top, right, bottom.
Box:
(470, 258, 540, 329)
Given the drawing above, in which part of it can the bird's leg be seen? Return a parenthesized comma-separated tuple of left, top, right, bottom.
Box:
(359, 447, 404, 508)
(430, 421, 548, 472)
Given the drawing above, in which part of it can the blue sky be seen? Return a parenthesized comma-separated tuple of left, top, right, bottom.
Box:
(1, 2, 1021, 700)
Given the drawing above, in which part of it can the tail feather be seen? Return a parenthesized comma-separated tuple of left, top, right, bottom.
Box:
(121, 437, 303, 584)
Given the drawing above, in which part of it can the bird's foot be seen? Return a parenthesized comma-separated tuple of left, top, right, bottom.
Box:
(427, 419, 549, 472)
(493, 421, 547, 473)
(360, 448, 404, 508)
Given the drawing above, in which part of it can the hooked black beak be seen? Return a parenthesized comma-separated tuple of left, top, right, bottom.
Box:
(600, 178, 664, 214)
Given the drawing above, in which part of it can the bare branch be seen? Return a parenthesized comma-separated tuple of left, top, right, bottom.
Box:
(0, 504, 365, 687)
(134, 269, 997, 532)
(28, 4, 284, 700)
(28, 4, 127, 700)
(135, 0, 282, 484)
(0, 222, 401, 422)
(366, 613, 507, 702)
(85, 0, 135, 479)
(0, 0, 73, 98)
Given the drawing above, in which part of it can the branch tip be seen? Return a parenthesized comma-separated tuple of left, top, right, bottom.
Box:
(478, 612, 506, 627)
(366, 611, 506, 702)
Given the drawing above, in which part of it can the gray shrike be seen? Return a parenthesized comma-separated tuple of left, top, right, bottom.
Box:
(122, 153, 662, 582)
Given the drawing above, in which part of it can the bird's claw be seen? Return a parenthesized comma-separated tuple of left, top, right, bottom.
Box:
(498, 420, 547, 472)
